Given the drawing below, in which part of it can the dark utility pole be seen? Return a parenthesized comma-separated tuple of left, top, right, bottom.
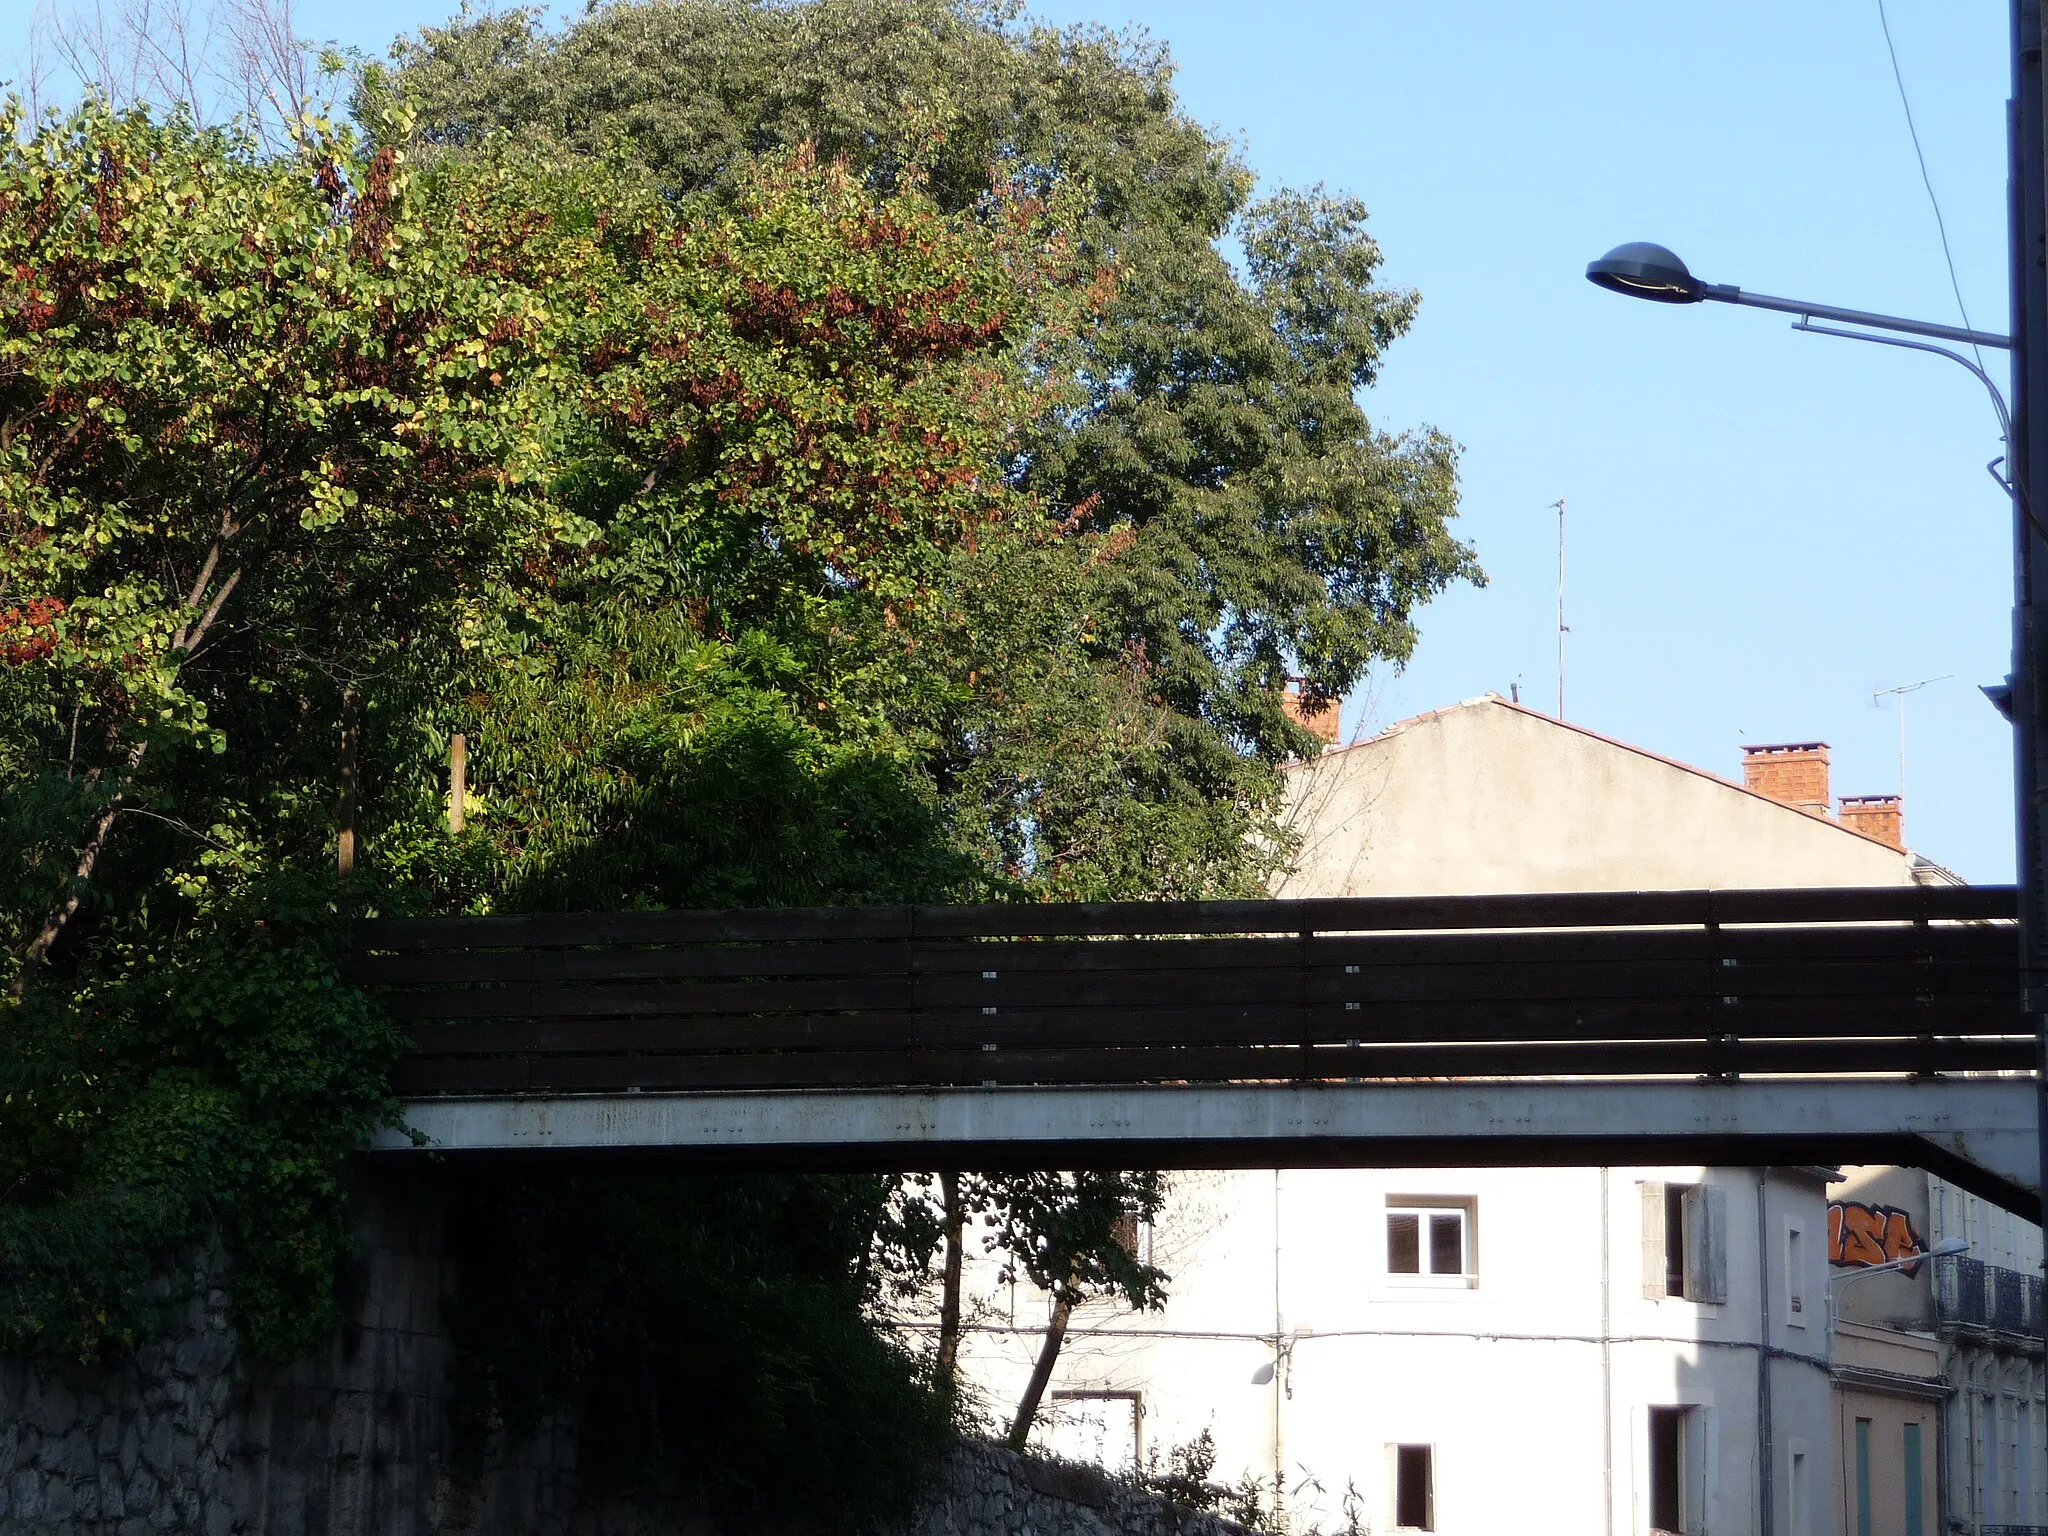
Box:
(2010, 0, 2048, 1373)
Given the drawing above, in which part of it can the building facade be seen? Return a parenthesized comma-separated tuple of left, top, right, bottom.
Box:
(948, 696, 1972, 1535)
(1828, 1165, 2045, 1536)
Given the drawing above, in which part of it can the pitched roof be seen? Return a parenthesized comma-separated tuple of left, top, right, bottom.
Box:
(1304, 692, 1950, 870)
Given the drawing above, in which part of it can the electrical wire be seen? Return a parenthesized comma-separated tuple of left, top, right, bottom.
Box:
(1875, 0, 1987, 377)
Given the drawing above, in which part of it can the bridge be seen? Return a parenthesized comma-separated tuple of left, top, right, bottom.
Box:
(348, 883, 2044, 1214)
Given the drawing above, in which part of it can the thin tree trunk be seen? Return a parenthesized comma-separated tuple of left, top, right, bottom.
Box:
(15, 547, 241, 983)
(12, 777, 131, 997)
(1005, 1292, 1072, 1450)
(935, 1171, 965, 1389)
(337, 689, 361, 877)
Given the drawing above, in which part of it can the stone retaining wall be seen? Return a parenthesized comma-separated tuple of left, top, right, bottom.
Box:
(1, 1179, 1239, 1536)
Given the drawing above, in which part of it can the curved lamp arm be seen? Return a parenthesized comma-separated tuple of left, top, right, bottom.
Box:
(1790, 319, 2012, 442)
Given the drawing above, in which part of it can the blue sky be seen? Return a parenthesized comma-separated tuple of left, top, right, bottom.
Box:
(2, 0, 2019, 879)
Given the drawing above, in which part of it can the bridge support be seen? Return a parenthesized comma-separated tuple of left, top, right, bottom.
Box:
(377, 1078, 2042, 1216)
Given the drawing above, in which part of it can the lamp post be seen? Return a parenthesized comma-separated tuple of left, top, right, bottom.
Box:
(1587, 4, 2048, 1471)
(1585, 231, 2048, 1298)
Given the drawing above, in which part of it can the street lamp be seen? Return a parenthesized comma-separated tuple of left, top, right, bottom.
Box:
(1824, 1238, 1970, 1359)
(1587, 242, 2011, 350)
(1586, 243, 2016, 450)
(1588, 230, 2048, 1399)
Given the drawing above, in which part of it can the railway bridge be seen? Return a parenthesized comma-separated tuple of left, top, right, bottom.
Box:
(348, 883, 2043, 1215)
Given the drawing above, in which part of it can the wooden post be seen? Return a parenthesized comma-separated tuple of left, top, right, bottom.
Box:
(337, 688, 360, 878)
(448, 732, 466, 834)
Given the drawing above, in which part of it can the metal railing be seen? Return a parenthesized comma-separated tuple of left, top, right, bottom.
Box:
(1937, 1256, 2046, 1338)
(343, 885, 2026, 1098)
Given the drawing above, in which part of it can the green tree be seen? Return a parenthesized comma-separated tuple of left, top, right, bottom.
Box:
(0, 89, 1115, 1522)
(387, 0, 1478, 1443)
(388, 0, 1478, 835)
(0, 97, 572, 1362)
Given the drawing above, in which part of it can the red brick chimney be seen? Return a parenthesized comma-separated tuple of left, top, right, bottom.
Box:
(1282, 683, 1340, 745)
(1838, 794, 1904, 850)
(1741, 742, 1831, 818)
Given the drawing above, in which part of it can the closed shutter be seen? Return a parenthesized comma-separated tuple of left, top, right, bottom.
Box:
(1641, 1182, 1667, 1299)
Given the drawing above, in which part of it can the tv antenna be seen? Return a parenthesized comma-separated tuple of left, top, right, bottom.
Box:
(1872, 674, 1953, 805)
(1554, 499, 1568, 720)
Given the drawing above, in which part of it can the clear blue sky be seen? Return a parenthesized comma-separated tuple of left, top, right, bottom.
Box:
(2, 0, 2019, 879)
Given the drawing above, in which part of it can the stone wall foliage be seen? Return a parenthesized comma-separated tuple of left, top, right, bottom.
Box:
(1, 1176, 1241, 1536)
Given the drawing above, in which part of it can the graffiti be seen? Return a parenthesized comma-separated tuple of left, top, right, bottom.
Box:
(1828, 1201, 1926, 1269)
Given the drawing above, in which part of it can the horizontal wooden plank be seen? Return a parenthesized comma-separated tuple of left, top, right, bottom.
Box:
(354, 907, 915, 952)
(390, 992, 2020, 1055)
(342, 921, 2017, 994)
(379, 975, 917, 1021)
(353, 885, 2017, 954)
(363, 949, 2012, 1018)
(344, 940, 916, 988)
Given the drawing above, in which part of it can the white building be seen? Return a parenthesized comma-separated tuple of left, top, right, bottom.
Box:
(947, 695, 1996, 1536)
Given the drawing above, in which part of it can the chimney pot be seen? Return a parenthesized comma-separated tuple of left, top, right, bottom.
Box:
(1839, 794, 1905, 851)
(1282, 682, 1340, 747)
(1741, 741, 1831, 819)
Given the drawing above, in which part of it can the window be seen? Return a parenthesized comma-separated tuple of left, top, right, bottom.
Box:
(1854, 1418, 1872, 1536)
(1386, 1198, 1474, 1282)
(1904, 1422, 1925, 1536)
(1046, 1390, 1142, 1473)
(1640, 1182, 1726, 1303)
(1648, 1407, 1690, 1535)
(2022, 1402, 2035, 1529)
(1664, 1185, 1688, 1297)
(1983, 1395, 2001, 1526)
(1790, 1444, 1809, 1536)
(1786, 1221, 1807, 1326)
(1391, 1443, 1434, 1531)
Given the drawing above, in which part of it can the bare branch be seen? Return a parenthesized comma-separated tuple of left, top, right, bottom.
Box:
(29, 0, 332, 143)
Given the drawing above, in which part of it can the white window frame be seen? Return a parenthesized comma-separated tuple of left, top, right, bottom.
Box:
(1384, 1198, 1477, 1288)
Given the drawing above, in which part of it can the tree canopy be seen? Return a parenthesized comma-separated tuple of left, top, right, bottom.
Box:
(1, 0, 1474, 1518)
(391, 0, 1478, 799)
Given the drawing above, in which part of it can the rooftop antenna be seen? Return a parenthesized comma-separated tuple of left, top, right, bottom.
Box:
(1554, 499, 1568, 720)
(1872, 675, 1953, 806)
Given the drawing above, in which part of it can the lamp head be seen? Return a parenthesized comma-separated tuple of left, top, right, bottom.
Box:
(1928, 1237, 1969, 1258)
(1586, 242, 1705, 304)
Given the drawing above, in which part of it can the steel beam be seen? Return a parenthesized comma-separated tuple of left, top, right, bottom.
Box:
(374, 1078, 2041, 1215)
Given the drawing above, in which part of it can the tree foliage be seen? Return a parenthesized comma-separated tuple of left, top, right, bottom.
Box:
(2, 0, 1475, 1515)
(390, 0, 1478, 765)
(385, 0, 1476, 1442)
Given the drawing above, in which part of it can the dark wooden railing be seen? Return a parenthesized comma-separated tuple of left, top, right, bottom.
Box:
(344, 885, 2027, 1097)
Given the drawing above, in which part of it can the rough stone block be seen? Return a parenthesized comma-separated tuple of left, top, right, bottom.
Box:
(10, 1468, 43, 1522)
(140, 1415, 174, 1480)
(98, 1457, 127, 1520)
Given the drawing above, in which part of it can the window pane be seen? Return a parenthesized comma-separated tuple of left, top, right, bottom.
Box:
(1664, 1186, 1688, 1297)
(1855, 1418, 1872, 1536)
(1904, 1423, 1924, 1536)
(1429, 1213, 1463, 1276)
(1395, 1444, 1433, 1530)
(1649, 1407, 1683, 1534)
(1388, 1213, 1420, 1273)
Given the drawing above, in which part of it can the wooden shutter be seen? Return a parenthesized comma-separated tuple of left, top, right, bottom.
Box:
(1641, 1182, 1667, 1299)
(1690, 1185, 1729, 1305)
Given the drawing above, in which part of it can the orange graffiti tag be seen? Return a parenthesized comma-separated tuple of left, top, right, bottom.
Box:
(1827, 1201, 1925, 1269)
